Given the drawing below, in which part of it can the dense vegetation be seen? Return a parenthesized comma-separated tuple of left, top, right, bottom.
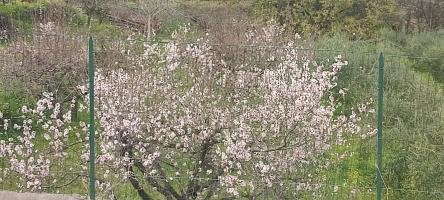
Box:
(0, 0, 443, 199)
(254, 0, 444, 39)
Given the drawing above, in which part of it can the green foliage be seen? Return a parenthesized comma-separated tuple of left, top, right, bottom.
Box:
(254, 0, 402, 39)
(0, 0, 47, 33)
(0, 0, 46, 16)
(156, 19, 190, 40)
(89, 21, 126, 37)
(0, 89, 32, 140)
(0, 84, 39, 119)
(64, 6, 87, 28)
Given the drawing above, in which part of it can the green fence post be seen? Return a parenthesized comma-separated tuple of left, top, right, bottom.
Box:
(376, 53, 384, 200)
(88, 36, 96, 200)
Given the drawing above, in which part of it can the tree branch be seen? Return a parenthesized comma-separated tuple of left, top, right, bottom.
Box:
(128, 165, 153, 200)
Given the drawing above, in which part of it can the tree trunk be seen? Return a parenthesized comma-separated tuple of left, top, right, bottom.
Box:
(147, 15, 151, 37)
(405, 10, 411, 34)
(87, 12, 92, 29)
(128, 165, 152, 200)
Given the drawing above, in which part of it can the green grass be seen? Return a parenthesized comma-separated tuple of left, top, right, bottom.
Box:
(379, 29, 444, 84)
(309, 31, 444, 199)
(0, 0, 48, 34)
(0, 0, 46, 16)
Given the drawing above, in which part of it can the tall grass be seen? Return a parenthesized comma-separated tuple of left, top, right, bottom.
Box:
(313, 32, 444, 199)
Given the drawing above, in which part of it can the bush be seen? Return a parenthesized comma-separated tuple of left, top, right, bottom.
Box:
(254, 0, 402, 39)
(396, 30, 444, 84)
(0, 23, 86, 102)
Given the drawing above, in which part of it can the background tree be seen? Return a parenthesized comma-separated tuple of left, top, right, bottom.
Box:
(398, 0, 444, 33)
(77, 0, 108, 28)
(254, 0, 402, 39)
(129, 0, 176, 37)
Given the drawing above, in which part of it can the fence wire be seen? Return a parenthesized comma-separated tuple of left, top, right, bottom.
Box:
(0, 34, 442, 200)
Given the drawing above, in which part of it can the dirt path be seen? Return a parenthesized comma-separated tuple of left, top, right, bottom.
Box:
(0, 191, 86, 200)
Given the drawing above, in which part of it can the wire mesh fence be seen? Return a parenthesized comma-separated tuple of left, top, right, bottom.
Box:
(382, 54, 444, 199)
(0, 33, 88, 197)
(0, 33, 442, 200)
(91, 39, 379, 200)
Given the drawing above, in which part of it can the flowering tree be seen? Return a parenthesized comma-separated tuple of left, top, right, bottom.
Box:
(0, 26, 373, 199)
(0, 93, 84, 191)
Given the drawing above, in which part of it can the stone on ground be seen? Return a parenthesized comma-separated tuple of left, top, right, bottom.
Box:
(0, 191, 86, 200)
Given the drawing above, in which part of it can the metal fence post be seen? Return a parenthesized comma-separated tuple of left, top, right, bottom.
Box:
(88, 36, 96, 200)
(376, 53, 384, 200)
